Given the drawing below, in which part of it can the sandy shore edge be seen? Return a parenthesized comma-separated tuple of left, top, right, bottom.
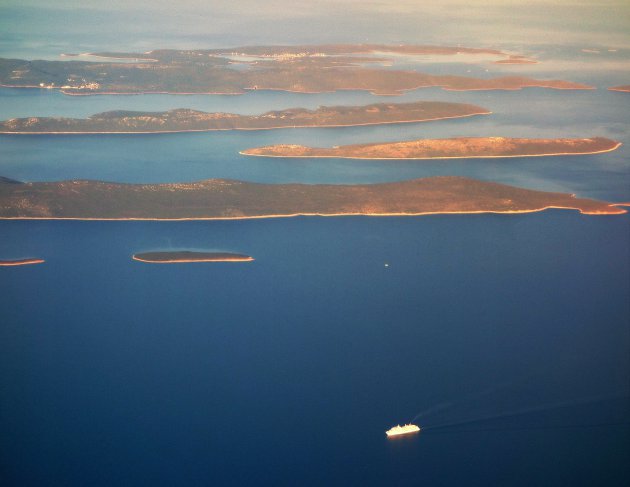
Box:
(132, 255, 254, 263)
(1, 205, 626, 222)
(0, 258, 45, 266)
(240, 142, 623, 159)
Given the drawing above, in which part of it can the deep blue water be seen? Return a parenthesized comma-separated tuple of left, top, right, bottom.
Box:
(1, 2, 630, 485)
(1, 213, 629, 486)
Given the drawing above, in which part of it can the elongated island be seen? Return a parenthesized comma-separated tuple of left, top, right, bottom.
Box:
(0, 176, 624, 219)
(241, 137, 622, 159)
(609, 85, 630, 93)
(0, 101, 489, 134)
(133, 251, 253, 263)
(0, 44, 590, 96)
(493, 55, 538, 65)
(0, 258, 45, 266)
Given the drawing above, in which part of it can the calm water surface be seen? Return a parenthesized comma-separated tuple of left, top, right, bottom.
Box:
(1, 3, 629, 485)
(1, 214, 628, 485)
(1, 87, 630, 201)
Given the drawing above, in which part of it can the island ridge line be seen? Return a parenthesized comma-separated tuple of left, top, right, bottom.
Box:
(241, 137, 622, 159)
(0, 176, 625, 219)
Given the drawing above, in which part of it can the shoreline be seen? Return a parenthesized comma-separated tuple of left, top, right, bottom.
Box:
(241, 142, 623, 159)
(442, 84, 596, 92)
(494, 60, 539, 65)
(0, 84, 245, 96)
(0, 258, 45, 266)
(132, 255, 254, 263)
(0, 111, 492, 135)
(77, 53, 159, 62)
(1, 176, 624, 219)
(0, 81, 595, 97)
(0, 204, 626, 222)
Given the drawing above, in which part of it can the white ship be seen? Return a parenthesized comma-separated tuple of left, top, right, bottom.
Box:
(386, 423, 421, 437)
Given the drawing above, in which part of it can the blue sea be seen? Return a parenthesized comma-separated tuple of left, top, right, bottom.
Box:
(1, 214, 629, 486)
(1, 2, 630, 486)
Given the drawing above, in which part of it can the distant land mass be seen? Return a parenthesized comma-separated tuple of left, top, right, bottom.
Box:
(133, 251, 253, 263)
(241, 137, 621, 159)
(198, 44, 509, 57)
(608, 85, 630, 92)
(493, 55, 538, 65)
(0, 176, 624, 219)
(0, 258, 44, 266)
(0, 44, 587, 96)
(0, 102, 490, 134)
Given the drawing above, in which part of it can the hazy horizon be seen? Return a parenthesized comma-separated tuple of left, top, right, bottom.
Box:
(1, 1, 629, 60)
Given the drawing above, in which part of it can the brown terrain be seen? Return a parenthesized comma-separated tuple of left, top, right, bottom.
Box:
(608, 85, 630, 92)
(241, 137, 622, 159)
(0, 44, 588, 96)
(494, 55, 538, 65)
(0, 101, 490, 134)
(0, 258, 45, 266)
(0, 176, 624, 219)
(133, 251, 253, 263)
(204, 44, 509, 57)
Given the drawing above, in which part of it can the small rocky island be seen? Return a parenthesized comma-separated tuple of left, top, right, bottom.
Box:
(241, 137, 621, 159)
(0, 176, 624, 219)
(0, 258, 45, 266)
(0, 101, 489, 134)
(133, 251, 253, 263)
(0, 44, 591, 96)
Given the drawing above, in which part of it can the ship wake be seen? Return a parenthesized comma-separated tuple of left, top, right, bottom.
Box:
(421, 392, 629, 433)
